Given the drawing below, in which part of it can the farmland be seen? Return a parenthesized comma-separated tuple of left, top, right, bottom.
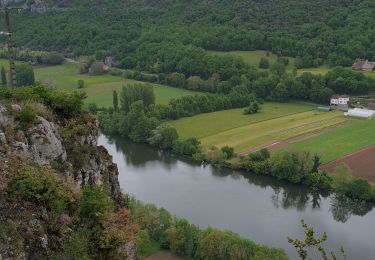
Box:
(33, 62, 198, 107)
(170, 103, 351, 152)
(0, 59, 198, 107)
(280, 118, 375, 163)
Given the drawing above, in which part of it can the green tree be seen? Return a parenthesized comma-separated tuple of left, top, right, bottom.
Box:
(16, 63, 35, 87)
(148, 123, 178, 149)
(259, 57, 270, 69)
(120, 84, 155, 113)
(1, 66, 7, 86)
(113, 90, 119, 111)
(77, 79, 85, 89)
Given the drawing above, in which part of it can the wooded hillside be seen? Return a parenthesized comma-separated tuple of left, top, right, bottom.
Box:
(8, 0, 375, 69)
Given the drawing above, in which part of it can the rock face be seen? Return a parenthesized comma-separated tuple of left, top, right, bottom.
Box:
(27, 116, 67, 165)
(0, 104, 122, 201)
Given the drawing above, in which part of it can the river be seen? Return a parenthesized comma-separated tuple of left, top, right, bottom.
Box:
(99, 135, 375, 259)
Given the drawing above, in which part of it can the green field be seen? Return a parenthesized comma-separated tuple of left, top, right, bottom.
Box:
(170, 102, 351, 152)
(0, 59, 198, 107)
(33, 62, 198, 107)
(208, 50, 295, 70)
(279, 118, 375, 163)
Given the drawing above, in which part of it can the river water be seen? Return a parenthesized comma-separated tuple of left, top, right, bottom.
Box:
(99, 135, 375, 259)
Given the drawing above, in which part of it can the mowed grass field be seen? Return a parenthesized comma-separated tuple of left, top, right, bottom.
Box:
(170, 102, 351, 152)
(0, 59, 198, 107)
(280, 118, 375, 163)
(33, 62, 197, 107)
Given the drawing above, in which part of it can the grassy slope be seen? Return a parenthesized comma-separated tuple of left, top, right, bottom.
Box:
(279, 118, 375, 163)
(33, 62, 198, 107)
(169, 102, 315, 139)
(201, 111, 348, 152)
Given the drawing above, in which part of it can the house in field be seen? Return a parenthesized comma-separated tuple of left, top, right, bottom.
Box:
(352, 59, 375, 71)
(330, 95, 350, 111)
(330, 95, 349, 106)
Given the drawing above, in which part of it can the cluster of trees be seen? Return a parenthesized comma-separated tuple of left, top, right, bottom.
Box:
(241, 149, 375, 202)
(0, 49, 64, 65)
(128, 197, 287, 259)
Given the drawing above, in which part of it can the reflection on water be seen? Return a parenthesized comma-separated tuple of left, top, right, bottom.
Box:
(100, 135, 375, 259)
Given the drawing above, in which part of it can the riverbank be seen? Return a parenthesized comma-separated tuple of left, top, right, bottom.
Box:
(100, 135, 375, 259)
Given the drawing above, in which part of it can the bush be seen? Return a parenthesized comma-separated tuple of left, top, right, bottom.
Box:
(249, 149, 270, 162)
(41, 52, 65, 65)
(89, 61, 105, 75)
(6, 168, 75, 212)
(148, 123, 179, 149)
(259, 57, 270, 69)
(77, 79, 85, 89)
(173, 138, 200, 156)
(79, 186, 113, 224)
(221, 146, 234, 159)
(277, 57, 289, 66)
(17, 104, 36, 124)
(16, 63, 35, 87)
(196, 228, 257, 260)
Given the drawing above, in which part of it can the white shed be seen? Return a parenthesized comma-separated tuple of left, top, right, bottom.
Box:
(345, 108, 375, 118)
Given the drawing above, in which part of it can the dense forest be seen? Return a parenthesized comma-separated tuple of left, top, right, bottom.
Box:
(8, 0, 375, 70)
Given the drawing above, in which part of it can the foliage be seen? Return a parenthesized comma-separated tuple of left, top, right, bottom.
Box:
(112, 90, 118, 111)
(77, 79, 85, 89)
(127, 197, 287, 259)
(16, 104, 36, 125)
(120, 83, 155, 113)
(195, 228, 257, 260)
(40, 51, 65, 65)
(6, 168, 75, 212)
(259, 57, 270, 69)
(1, 66, 6, 86)
(16, 63, 35, 87)
(88, 61, 105, 75)
(79, 186, 113, 225)
(172, 138, 201, 156)
(288, 220, 346, 260)
(148, 123, 179, 149)
(221, 146, 235, 159)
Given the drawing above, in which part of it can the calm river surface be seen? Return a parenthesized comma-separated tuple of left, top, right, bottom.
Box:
(99, 135, 375, 259)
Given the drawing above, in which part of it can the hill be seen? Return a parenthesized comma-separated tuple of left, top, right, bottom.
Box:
(6, 0, 375, 70)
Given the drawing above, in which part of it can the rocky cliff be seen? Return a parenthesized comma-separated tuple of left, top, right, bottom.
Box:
(0, 103, 122, 201)
(0, 101, 134, 259)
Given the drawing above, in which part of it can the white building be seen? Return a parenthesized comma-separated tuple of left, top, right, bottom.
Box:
(345, 108, 375, 118)
(330, 95, 350, 106)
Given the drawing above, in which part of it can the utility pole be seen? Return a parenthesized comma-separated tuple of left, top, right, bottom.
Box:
(0, 7, 22, 88)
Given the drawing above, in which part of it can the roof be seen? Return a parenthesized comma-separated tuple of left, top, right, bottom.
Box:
(352, 59, 375, 70)
(331, 95, 349, 99)
(352, 59, 367, 69)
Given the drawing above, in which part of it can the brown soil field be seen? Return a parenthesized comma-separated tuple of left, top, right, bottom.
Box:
(321, 145, 375, 183)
